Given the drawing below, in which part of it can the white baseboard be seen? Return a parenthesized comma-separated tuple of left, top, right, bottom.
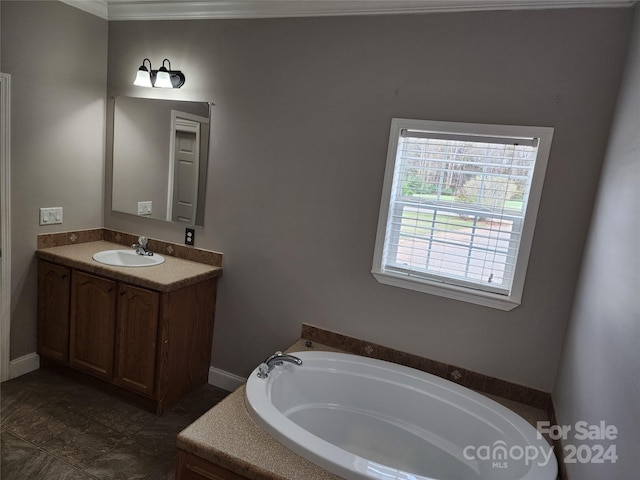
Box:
(8, 354, 245, 393)
(9, 352, 40, 379)
(208, 366, 246, 392)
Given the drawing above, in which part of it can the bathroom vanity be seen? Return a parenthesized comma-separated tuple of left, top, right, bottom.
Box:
(36, 240, 222, 415)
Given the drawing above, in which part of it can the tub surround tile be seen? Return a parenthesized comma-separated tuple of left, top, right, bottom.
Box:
(503, 381, 550, 410)
(287, 339, 345, 354)
(483, 394, 551, 442)
(447, 366, 487, 392)
(301, 323, 552, 411)
(483, 375, 509, 398)
(302, 324, 348, 350)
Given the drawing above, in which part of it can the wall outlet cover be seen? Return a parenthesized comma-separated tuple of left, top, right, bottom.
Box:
(185, 228, 195, 246)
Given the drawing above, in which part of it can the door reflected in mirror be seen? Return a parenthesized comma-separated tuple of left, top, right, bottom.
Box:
(112, 96, 211, 226)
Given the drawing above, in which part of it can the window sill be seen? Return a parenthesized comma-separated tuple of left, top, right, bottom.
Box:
(371, 269, 521, 311)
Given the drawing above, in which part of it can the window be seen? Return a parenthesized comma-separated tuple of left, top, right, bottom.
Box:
(372, 119, 554, 310)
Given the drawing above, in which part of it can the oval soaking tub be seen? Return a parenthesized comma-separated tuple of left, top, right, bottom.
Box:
(246, 351, 557, 480)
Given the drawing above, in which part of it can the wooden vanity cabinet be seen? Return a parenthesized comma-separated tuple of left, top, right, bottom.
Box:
(37, 258, 218, 414)
(69, 271, 160, 394)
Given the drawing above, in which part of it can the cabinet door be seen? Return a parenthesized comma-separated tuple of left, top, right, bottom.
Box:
(70, 271, 117, 381)
(37, 261, 71, 363)
(115, 284, 159, 396)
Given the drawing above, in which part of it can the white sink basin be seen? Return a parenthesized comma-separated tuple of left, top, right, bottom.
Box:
(92, 249, 165, 267)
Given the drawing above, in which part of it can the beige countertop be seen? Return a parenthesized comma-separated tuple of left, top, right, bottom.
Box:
(36, 240, 222, 292)
(177, 340, 550, 480)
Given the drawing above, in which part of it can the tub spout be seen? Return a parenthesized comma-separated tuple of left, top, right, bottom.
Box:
(257, 351, 302, 378)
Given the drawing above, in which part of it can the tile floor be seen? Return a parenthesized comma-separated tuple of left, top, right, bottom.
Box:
(0, 368, 230, 479)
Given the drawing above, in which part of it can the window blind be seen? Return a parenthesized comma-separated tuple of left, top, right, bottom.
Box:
(382, 131, 539, 295)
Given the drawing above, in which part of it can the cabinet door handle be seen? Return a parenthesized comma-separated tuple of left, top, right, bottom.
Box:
(60, 274, 68, 279)
(107, 287, 113, 293)
(120, 291, 126, 296)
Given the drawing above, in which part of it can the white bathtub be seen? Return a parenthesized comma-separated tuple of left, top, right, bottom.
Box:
(245, 351, 557, 480)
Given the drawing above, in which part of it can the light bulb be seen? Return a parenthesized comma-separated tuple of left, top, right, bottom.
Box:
(133, 69, 152, 87)
(155, 68, 172, 88)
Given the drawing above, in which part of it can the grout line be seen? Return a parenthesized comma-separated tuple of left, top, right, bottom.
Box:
(1, 427, 100, 479)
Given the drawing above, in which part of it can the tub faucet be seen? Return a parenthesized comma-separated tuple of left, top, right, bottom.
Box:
(132, 236, 154, 256)
(257, 351, 302, 378)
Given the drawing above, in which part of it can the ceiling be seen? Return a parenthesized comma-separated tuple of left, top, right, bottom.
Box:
(61, 0, 636, 21)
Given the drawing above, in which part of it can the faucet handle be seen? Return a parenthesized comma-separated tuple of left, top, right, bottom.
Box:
(138, 236, 148, 246)
(257, 363, 269, 378)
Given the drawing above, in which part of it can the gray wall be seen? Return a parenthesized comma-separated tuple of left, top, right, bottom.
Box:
(0, 2, 634, 395)
(553, 6, 640, 479)
(112, 97, 172, 220)
(1, 1, 107, 359)
(105, 8, 633, 391)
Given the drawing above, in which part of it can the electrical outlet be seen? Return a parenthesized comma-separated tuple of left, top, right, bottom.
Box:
(185, 228, 195, 246)
(40, 207, 63, 225)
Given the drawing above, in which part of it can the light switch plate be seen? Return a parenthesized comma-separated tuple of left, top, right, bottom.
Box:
(138, 201, 152, 216)
(40, 207, 63, 225)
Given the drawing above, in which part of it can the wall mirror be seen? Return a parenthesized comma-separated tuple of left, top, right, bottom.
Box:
(112, 96, 211, 226)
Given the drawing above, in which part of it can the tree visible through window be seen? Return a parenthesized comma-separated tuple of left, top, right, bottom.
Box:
(372, 119, 554, 310)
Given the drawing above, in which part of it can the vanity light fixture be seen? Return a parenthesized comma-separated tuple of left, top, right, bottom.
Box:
(133, 58, 186, 89)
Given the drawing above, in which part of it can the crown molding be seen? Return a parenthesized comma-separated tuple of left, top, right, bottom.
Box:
(61, 0, 637, 21)
(60, 0, 109, 19)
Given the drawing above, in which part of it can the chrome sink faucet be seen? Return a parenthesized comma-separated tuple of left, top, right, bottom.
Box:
(257, 351, 302, 378)
(132, 236, 154, 256)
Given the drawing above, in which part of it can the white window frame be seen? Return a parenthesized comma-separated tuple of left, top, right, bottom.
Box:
(372, 118, 554, 311)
